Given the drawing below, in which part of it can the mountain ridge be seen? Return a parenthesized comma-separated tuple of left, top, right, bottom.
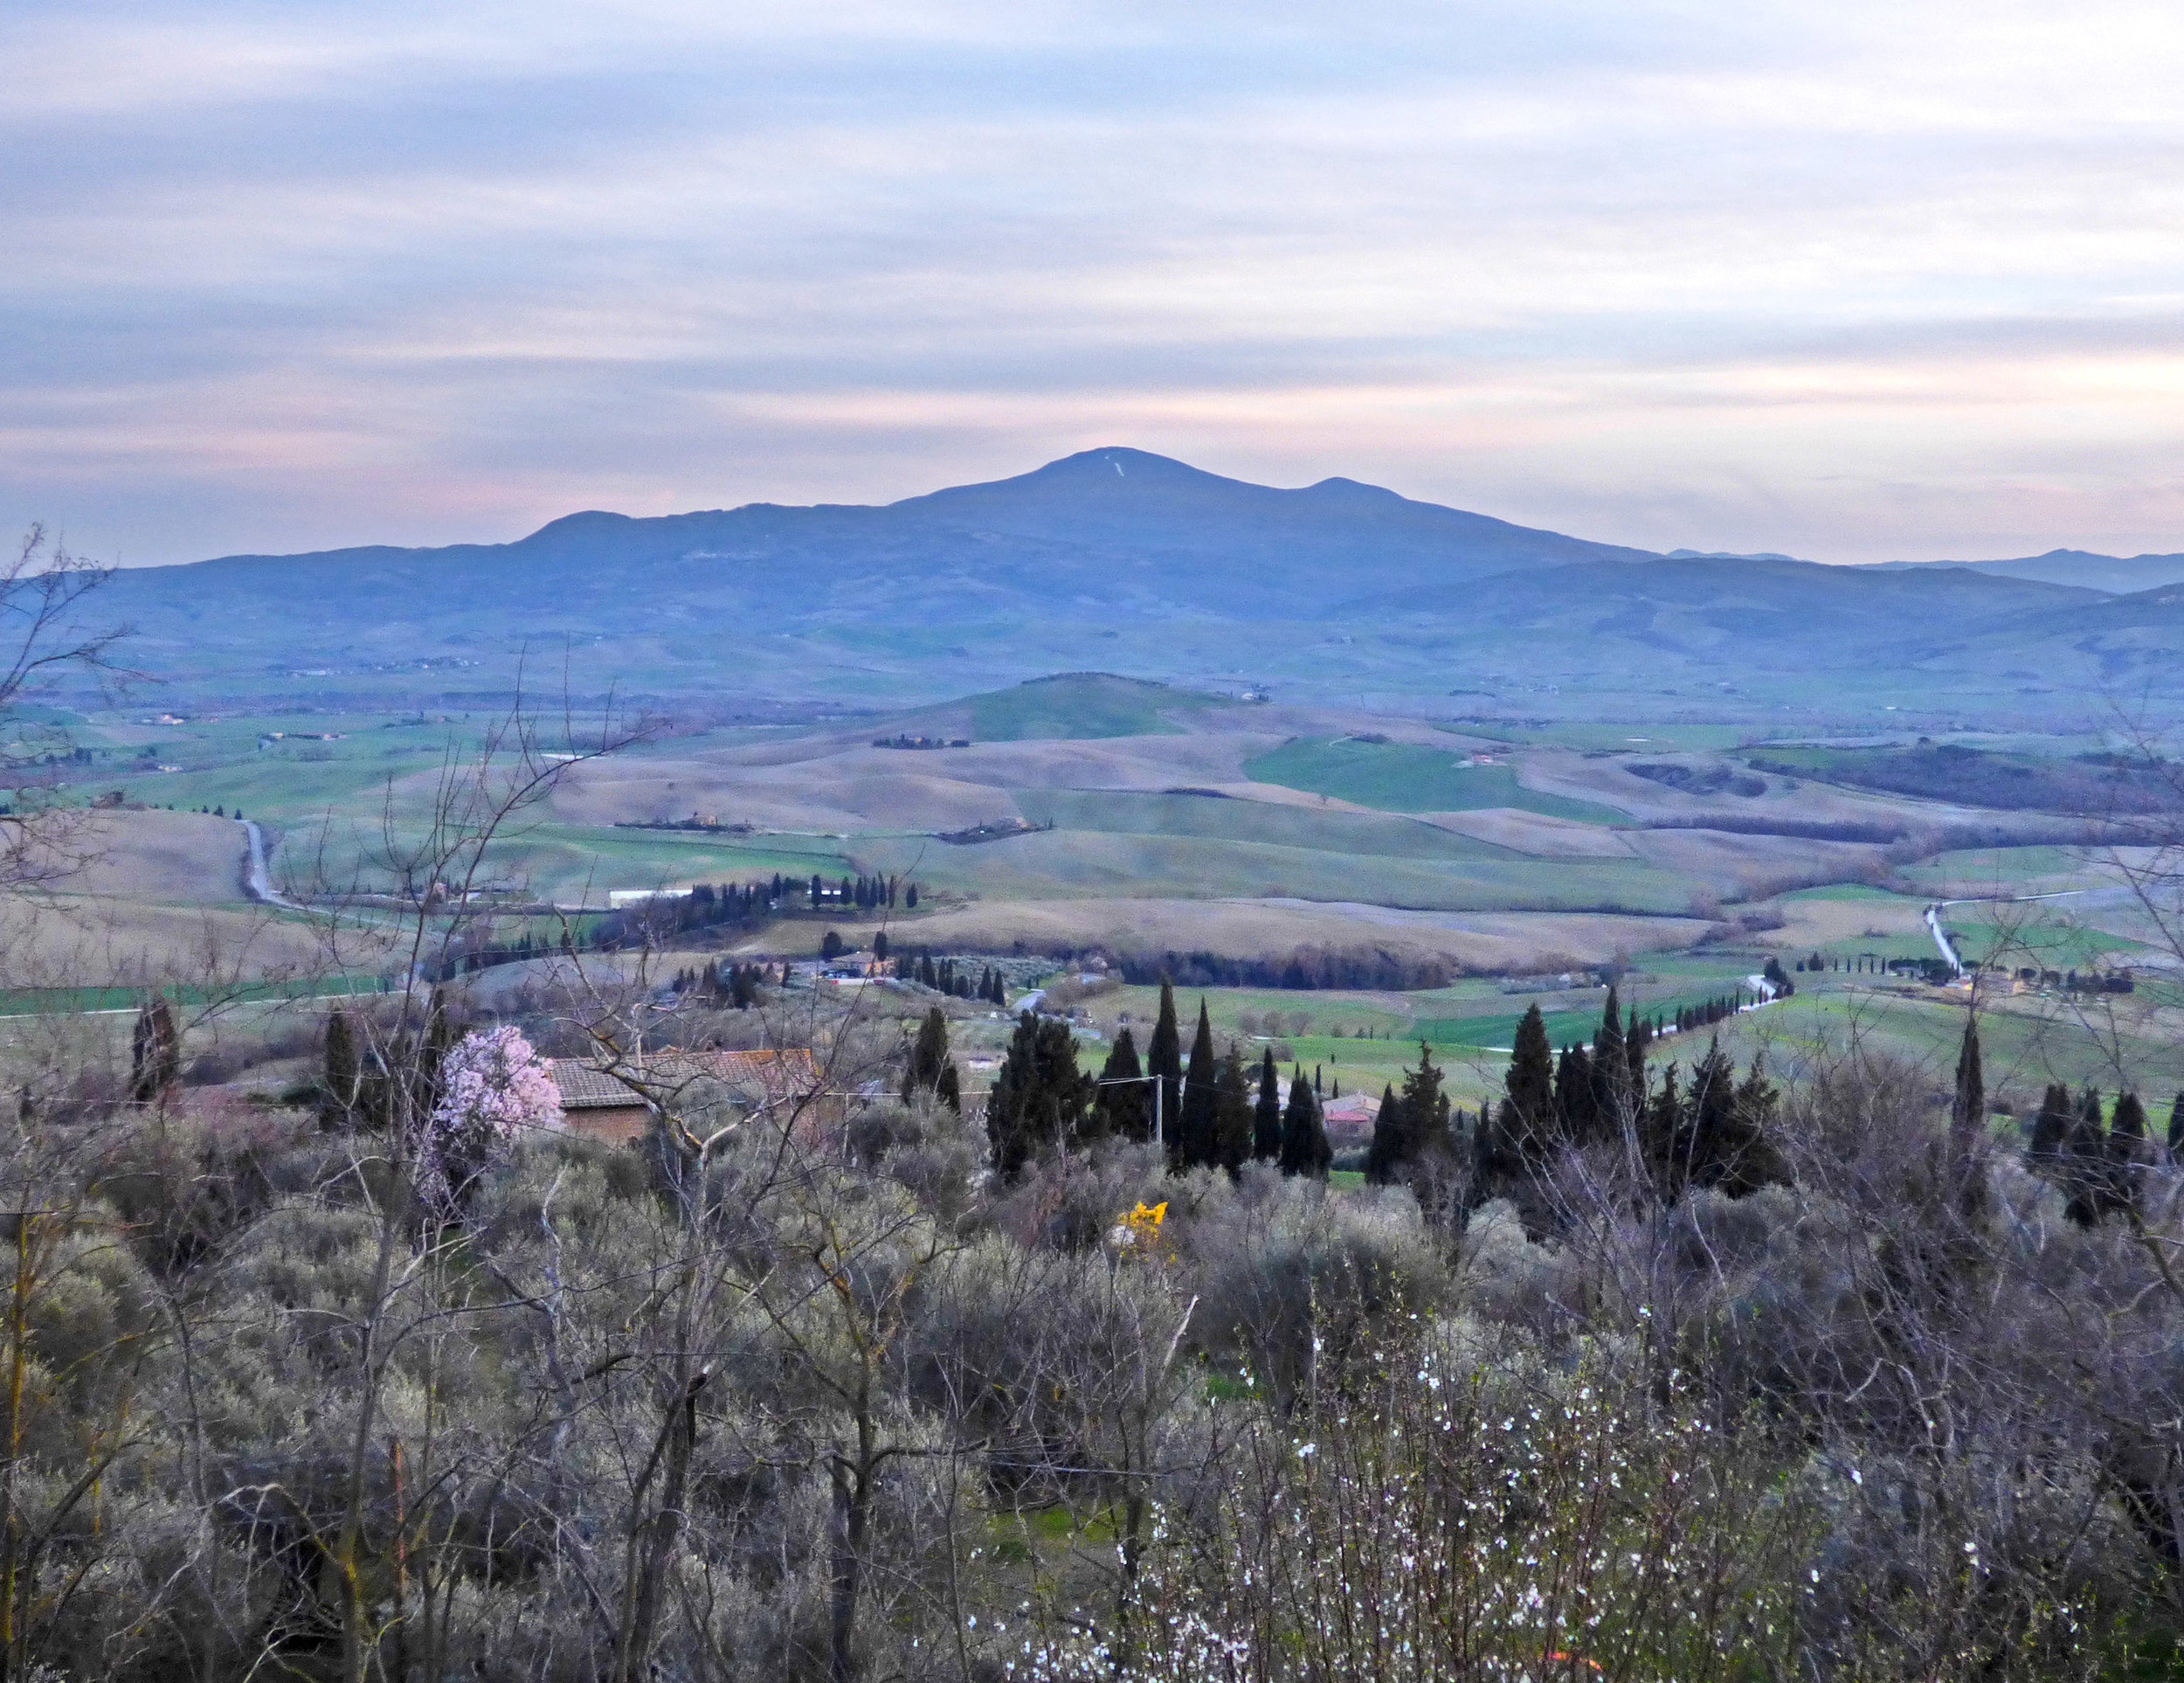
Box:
(80, 448, 2184, 711)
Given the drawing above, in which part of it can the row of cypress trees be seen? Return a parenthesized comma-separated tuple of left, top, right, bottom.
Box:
(981, 980, 1332, 1181)
(1361, 986, 1788, 1216)
(890, 952, 1007, 1003)
(2025, 1080, 2181, 1227)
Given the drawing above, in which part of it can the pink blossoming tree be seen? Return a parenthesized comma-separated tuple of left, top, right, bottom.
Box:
(422, 1024, 562, 1211)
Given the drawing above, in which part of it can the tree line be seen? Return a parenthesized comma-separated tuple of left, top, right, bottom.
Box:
(978, 980, 1333, 1181)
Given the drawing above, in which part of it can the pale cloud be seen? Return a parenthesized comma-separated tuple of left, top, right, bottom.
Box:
(4, 0, 2183, 564)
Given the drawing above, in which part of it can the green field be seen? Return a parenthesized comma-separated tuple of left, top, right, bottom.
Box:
(1707, 987, 2184, 1098)
(859, 828, 1691, 911)
(1245, 737, 1629, 821)
(0, 973, 390, 1018)
(882, 674, 1230, 742)
(1010, 789, 1522, 859)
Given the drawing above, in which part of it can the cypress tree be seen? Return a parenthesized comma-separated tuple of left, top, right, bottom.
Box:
(130, 996, 181, 1105)
(1176, 1001, 1220, 1171)
(1146, 980, 1183, 1153)
(1503, 1003, 1555, 1149)
(902, 1007, 954, 1101)
(2062, 1090, 2108, 1227)
(985, 1011, 1090, 1177)
(1641, 1063, 1683, 1193)
(1624, 1008, 1650, 1104)
(1950, 1017, 1985, 1147)
(1279, 1073, 1331, 1177)
(935, 1063, 962, 1114)
(1371, 1043, 1452, 1187)
(1365, 1083, 1407, 1184)
(419, 988, 458, 1120)
(2169, 1091, 2184, 1156)
(1253, 1046, 1283, 1161)
(1213, 1048, 1254, 1174)
(1095, 1028, 1150, 1142)
(1655, 1037, 1784, 1200)
(321, 1008, 360, 1129)
(2028, 1083, 2073, 1163)
(1592, 986, 1626, 1124)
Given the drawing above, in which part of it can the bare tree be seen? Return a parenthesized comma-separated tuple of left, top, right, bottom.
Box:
(0, 527, 133, 898)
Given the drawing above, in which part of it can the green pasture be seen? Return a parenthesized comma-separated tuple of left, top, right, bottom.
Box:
(0, 973, 390, 1019)
(1706, 986, 2184, 1098)
(1455, 722, 1766, 753)
(857, 828, 1688, 912)
(968, 675, 1224, 740)
(1779, 883, 1911, 903)
(1010, 789, 1523, 860)
(1898, 846, 2106, 896)
(1946, 909, 2146, 973)
(883, 674, 1229, 742)
(1245, 737, 1629, 822)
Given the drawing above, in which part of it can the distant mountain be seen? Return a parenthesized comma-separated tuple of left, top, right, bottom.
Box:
(1867, 549, 2184, 595)
(80, 449, 2184, 712)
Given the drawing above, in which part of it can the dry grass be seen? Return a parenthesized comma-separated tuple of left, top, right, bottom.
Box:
(847, 896, 1710, 972)
(18, 809, 253, 904)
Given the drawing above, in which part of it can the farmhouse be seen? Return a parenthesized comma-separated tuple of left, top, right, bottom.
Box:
(546, 1048, 824, 1144)
(1320, 1091, 1380, 1150)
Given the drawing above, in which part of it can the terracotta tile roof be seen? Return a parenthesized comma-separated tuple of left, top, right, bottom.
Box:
(545, 1049, 821, 1112)
(546, 1063, 647, 1111)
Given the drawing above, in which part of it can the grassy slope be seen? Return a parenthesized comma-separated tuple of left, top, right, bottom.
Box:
(1009, 789, 1524, 859)
(857, 829, 1692, 911)
(883, 675, 1233, 743)
(1245, 738, 1629, 822)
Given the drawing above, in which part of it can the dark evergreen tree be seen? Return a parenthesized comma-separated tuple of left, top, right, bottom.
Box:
(902, 1007, 956, 1104)
(129, 996, 180, 1105)
(985, 1011, 1091, 1178)
(905, 883, 917, 908)
(1279, 1074, 1330, 1177)
(1175, 1001, 1220, 1172)
(1950, 1016, 1985, 1146)
(1365, 1084, 1406, 1185)
(820, 929, 846, 961)
(1213, 1048, 1254, 1174)
(2061, 1089, 2110, 1227)
(419, 988, 458, 1114)
(1146, 980, 1183, 1154)
(1553, 1043, 1600, 1145)
(1370, 1044, 1452, 1187)
(1624, 1008, 1650, 1105)
(2028, 1083, 2073, 1163)
(2169, 1091, 2184, 1156)
(936, 1063, 962, 1114)
(1475, 1004, 1555, 1201)
(1253, 1046, 1283, 1161)
(1591, 986, 1626, 1125)
(1094, 1028, 1150, 1142)
(321, 1008, 360, 1129)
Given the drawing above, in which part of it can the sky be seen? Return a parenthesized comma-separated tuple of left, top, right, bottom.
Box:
(6, 1, 2184, 568)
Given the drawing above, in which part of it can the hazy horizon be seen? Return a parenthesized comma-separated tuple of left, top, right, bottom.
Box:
(9, 1, 2184, 569)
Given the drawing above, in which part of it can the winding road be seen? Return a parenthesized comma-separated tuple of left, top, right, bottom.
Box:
(1922, 890, 2088, 978)
(238, 820, 296, 909)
